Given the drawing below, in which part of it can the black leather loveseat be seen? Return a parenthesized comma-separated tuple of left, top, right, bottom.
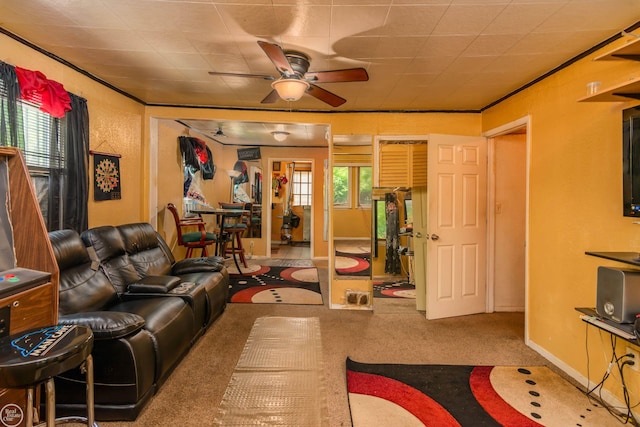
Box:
(48, 222, 229, 420)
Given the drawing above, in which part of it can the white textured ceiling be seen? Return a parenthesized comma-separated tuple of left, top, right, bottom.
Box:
(2, 0, 640, 113)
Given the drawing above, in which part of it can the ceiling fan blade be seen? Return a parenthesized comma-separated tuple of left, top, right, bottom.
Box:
(307, 84, 346, 107)
(261, 89, 281, 104)
(306, 68, 369, 83)
(258, 41, 294, 75)
(208, 71, 275, 80)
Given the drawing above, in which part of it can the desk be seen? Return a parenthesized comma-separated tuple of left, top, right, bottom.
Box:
(191, 208, 248, 271)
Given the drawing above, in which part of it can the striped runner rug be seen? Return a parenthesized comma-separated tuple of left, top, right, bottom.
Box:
(213, 317, 329, 426)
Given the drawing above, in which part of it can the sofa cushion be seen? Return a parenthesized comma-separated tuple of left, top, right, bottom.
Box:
(117, 223, 173, 277)
(155, 231, 177, 265)
(50, 229, 119, 314)
(171, 257, 225, 275)
(49, 229, 92, 271)
(182, 231, 218, 242)
(82, 226, 141, 295)
(111, 297, 195, 385)
(59, 312, 145, 340)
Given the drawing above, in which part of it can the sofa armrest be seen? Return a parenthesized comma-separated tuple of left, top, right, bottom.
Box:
(127, 275, 181, 294)
(58, 312, 145, 340)
(171, 257, 225, 275)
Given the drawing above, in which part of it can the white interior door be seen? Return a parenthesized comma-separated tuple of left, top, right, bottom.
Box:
(423, 134, 487, 320)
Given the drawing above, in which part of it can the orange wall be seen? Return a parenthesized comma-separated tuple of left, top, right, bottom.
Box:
(483, 36, 640, 402)
(1, 33, 147, 227)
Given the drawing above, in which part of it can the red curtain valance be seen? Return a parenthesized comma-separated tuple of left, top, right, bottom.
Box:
(15, 67, 71, 118)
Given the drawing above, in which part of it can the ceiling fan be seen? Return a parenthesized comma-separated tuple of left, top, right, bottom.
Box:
(208, 41, 369, 107)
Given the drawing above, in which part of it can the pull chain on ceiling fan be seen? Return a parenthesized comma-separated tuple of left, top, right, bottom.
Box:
(208, 41, 369, 107)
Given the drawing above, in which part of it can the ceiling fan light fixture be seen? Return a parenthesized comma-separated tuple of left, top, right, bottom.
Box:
(271, 131, 290, 142)
(271, 78, 310, 101)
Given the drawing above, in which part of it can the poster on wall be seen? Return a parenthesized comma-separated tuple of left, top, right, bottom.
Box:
(92, 151, 122, 201)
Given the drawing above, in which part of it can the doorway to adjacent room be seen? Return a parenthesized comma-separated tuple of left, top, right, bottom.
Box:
(267, 159, 314, 260)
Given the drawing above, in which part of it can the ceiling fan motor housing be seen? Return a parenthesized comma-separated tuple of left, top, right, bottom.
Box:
(284, 51, 310, 77)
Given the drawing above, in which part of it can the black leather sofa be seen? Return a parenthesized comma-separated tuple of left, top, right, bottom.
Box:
(48, 223, 229, 421)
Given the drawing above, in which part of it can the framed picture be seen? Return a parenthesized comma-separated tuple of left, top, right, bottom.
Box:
(273, 161, 281, 172)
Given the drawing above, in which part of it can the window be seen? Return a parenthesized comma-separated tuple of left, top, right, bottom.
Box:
(358, 166, 372, 206)
(24, 105, 64, 230)
(375, 200, 386, 240)
(293, 170, 312, 206)
(333, 166, 350, 207)
(3, 99, 64, 230)
(333, 165, 371, 208)
(1, 62, 89, 232)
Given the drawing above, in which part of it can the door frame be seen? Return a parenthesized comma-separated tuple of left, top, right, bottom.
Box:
(483, 115, 531, 344)
(373, 134, 429, 312)
(266, 157, 316, 259)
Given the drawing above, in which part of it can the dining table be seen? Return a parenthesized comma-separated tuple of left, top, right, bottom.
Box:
(190, 207, 248, 271)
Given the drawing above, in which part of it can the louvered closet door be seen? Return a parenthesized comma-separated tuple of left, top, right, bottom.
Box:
(379, 143, 427, 187)
(411, 143, 427, 186)
(379, 144, 409, 187)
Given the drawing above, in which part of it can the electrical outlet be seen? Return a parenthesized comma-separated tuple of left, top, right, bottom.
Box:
(626, 346, 640, 371)
(345, 290, 358, 305)
(249, 241, 254, 249)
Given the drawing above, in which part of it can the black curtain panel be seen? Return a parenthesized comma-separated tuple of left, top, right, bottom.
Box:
(385, 192, 401, 274)
(62, 94, 89, 232)
(0, 62, 21, 148)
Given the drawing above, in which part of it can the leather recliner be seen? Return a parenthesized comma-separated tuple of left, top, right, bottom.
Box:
(116, 223, 229, 330)
(48, 224, 228, 421)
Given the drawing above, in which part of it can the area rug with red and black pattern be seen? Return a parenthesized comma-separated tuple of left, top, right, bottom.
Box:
(226, 260, 323, 305)
(373, 280, 416, 299)
(346, 358, 619, 426)
(334, 240, 371, 277)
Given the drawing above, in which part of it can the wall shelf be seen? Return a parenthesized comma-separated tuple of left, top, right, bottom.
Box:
(578, 37, 640, 102)
(585, 251, 640, 267)
(575, 307, 637, 343)
(593, 37, 640, 62)
(577, 76, 640, 102)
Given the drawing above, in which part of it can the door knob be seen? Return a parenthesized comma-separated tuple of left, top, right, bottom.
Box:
(431, 234, 440, 241)
(415, 232, 422, 238)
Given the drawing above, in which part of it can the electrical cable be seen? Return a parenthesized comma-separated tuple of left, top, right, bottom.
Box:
(584, 331, 640, 425)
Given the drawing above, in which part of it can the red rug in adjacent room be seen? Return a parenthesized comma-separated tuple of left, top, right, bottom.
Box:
(334, 240, 371, 277)
(335, 252, 371, 276)
(226, 263, 323, 305)
(346, 358, 619, 426)
(373, 280, 415, 299)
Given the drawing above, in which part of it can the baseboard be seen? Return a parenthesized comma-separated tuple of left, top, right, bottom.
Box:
(494, 305, 525, 312)
(330, 303, 373, 311)
(527, 338, 637, 420)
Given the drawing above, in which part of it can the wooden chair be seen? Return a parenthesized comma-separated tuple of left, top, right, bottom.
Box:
(167, 203, 217, 258)
(248, 204, 262, 238)
(218, 202, 249, 268)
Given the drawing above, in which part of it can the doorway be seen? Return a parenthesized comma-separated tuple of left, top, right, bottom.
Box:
(485, 116, 530, 343)
(268, 158, 314, 260)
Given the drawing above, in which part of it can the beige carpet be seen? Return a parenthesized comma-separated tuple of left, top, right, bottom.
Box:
(98, 265, 609, 427)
